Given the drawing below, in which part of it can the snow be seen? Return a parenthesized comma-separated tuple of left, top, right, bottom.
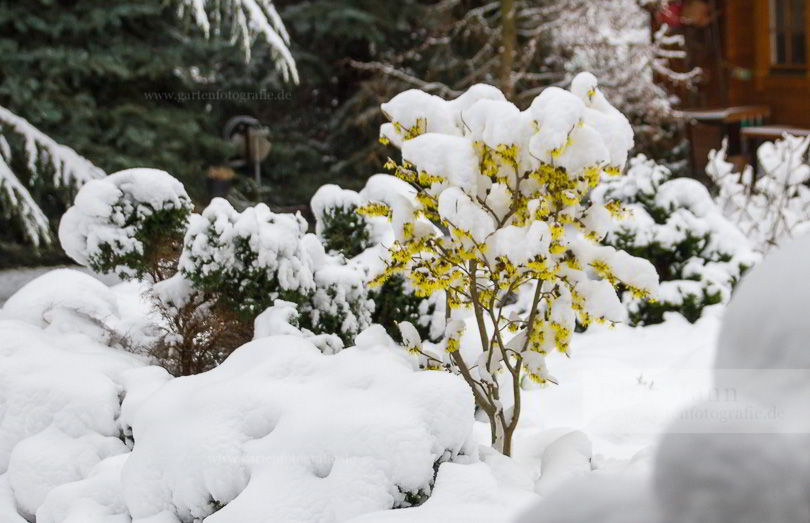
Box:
(402, 134, 480, 196)
(0, 474, 26, 523)
(38, 454, 131, 523)
(707, 136, 810, 253)
(532, 430, 592, 496)
(654, 401, 810, 523)
(310, 184, 362, 235)
(0, 104, 105, 246)
(714, 232, 810, 432)
(7, 426, 128, 519)
(121, 335, 475, 522)
(0, 265, 120, 306)
(437, 187, 496, 243)
(176, 0, 298, 82)
(515, 471, 658, 523)
(348, 460, 536, 523)
(5, 252, 809, 521)
(1, 268, 119, 332)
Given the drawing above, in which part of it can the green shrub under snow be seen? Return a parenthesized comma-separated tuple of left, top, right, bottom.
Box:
(310, 180, 443, 342)
(60, 170, 372, 375)
(59, 168, 192, 281)
(178, 197, 373, 346)
(590, 155, 759, 325)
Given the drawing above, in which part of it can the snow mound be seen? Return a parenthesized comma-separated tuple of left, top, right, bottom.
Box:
(121, 335, 475, 522)
(716, 232, 810, 375)
(348, 459, 537, 523)
(654, 400, 810, 523)
(0, 318, 144, 518)
(715, 233, 810, 433)
(516, 472, 657, 523)
(37, 453, 131, 523)
(1, 268, 117, 333)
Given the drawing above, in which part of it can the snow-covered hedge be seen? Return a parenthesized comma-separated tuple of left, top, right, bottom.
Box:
(591, 155, 758, 325)
(59, 168, 193, 281)
(706, 135, 810, 253)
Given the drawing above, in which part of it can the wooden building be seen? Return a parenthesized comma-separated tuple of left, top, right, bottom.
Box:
(659, 0, 810, 173)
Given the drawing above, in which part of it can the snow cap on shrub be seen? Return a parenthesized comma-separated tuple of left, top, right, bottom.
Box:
(59, 168, 192, 279)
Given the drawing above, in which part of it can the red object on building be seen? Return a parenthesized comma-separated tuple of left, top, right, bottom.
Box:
(657, 1, 683, 27)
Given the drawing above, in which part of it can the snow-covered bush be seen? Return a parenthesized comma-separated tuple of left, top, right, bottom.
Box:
(311, 184, 372, 258)
(60, 171, 371, 375)
(180, 198, 372, 346)
(59, 168, 193, 281)
(707, 135, 810, 253)
(311, 182, 441, 343)
(592, 155, 758, 325)
(367, 73, 658, 455)
(0, 282, 146, 520)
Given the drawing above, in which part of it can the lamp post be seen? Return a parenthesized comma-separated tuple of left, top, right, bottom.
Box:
(223, 115, 272, 202)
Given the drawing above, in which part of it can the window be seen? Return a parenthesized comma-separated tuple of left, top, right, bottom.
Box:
(770, 0, 807, 67)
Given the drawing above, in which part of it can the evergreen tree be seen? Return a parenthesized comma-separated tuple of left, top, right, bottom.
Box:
(0, 1, 229, 196)
(0, 0, 295, 260)
(212, 0, 429, 206)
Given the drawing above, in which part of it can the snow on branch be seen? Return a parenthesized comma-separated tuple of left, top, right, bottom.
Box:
(707, 135, 810, 253)
(0, 104, 105, 246)
(0, 105, 104, 191)
(175, 0, 299, 83)
(0, 153, 51, 247)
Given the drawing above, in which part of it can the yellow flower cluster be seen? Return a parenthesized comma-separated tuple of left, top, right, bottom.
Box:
(446, 334, 461, 353)
(356, 202, 391, 218)
(365, 115, 651, 378)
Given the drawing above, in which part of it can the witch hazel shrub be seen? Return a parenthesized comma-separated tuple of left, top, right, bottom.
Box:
(362, 73, 659, 455)
(592, 155, 759, 325)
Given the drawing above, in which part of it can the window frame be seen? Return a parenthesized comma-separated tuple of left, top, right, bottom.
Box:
(768, 0, 808, 70)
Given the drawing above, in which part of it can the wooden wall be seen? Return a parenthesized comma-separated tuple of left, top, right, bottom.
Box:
(726, 0, 810, 127)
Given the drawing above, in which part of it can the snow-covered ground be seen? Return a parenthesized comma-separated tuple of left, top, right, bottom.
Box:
(0, 268, 719, 523)
(0, 266, 119, 306)
(0, 234, 807, 523)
